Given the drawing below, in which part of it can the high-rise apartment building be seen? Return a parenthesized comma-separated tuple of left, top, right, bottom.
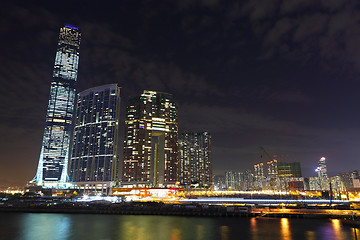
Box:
(122, 90, 178, 187)
(254, 163, 265, 190)
(267, 159, 278, 178)
(224, 171, 239, 190)
(69, 84, 121, 193)
(179, 132, 212, 187)
(242, 170, 255, 190)
(224, 170, 255, 191)
(34, 25, 81, 188)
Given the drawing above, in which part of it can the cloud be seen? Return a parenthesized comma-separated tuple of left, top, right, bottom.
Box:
(263, 18, 294, 46)
(268, 91, 311, 103)
(279, 0, 316, 15)
(77, 23, 220, 98)
(293, 13, 328, 42)
(175, 0, 220, 10)
(238, 0, 360, 73)
(241, 0, 281, 21)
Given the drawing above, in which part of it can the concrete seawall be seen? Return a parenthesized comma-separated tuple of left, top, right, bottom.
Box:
(1, 203, 358, 219)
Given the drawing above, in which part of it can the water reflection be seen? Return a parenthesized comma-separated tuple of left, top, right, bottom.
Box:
(352, 228, 360, 240)
(3, 213, 359, 240)
(331, 219, 342, 240)
(196, 225, 204, 240)
(171, 228, 181, 240)
(250, 218, 259, 240)
(305, 231, 316, 240)
(220, 225, 229, 240)
(280, 218, 291, 240)
(20, 213, 71, 240)
(117, 215, 219, 240)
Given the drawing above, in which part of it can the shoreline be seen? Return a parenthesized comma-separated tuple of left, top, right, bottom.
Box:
(1, 204, 358, 219)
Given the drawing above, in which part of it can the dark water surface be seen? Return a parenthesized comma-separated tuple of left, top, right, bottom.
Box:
(0, 212, 359, 240)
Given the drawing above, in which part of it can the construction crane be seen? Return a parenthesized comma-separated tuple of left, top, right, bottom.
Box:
(260, 146, 273, 162)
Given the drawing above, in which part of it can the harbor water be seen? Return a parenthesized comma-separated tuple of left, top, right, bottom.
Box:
(0, 212, 359, 240)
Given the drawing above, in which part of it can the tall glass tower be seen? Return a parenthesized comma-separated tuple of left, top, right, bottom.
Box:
(34, 25, 81, 188)
(69, 84, 121, 192)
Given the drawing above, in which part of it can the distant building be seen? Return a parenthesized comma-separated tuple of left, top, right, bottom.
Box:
(288, 180, 305, 192)
(122, 90, 178, 187)
(224, 170, 255, 191)
(309, 177, 321, 190)
(330, 176, 346, 198)
(34, 25, 81, 188)
(309, 176, 330, 191)
(225, 171, 238, 190)
(277, 162, 302, 178)
(338, 170, 360, 191)
(254, 163, 265, 190)
(179, 132, 212, 187)
(267, 159, 278, 178)
(214, 176, 226, 190)
(69, 84, 121, 194)
(279, 177, 305, 192)
(317, 157, 327, 178)
(241, 170, 255, 191)
(310, 157, 330, 191)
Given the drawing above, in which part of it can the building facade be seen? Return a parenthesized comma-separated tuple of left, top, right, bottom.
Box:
(224, 171, 239, 190)
(122, 90, 178, 187)
(338, 170, 360, 191)
(277, 162, 302, 178)
(179, 132, 212, 187)
(267, 159, 278, 178)
(34, 25, 81, 187)
(254, 163, 265, 190)
(69, 84, 121, 193)
(331, 176, 346, 198)
(309, 176, 330, 191)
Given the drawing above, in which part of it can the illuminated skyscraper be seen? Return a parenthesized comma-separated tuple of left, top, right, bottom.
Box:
(314, 157, 329, 190)
(122, 90, 178, 187)
(317, 157, 327, 178)
(179, 132, 212, 186)
(69, 84, 121, 193)
(34, 25, 81, 187)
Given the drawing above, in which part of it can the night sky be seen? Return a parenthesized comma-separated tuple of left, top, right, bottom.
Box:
(1, 0, 360, 187)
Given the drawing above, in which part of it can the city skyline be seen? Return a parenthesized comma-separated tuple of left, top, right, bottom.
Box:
(1, 1, 360, 187)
